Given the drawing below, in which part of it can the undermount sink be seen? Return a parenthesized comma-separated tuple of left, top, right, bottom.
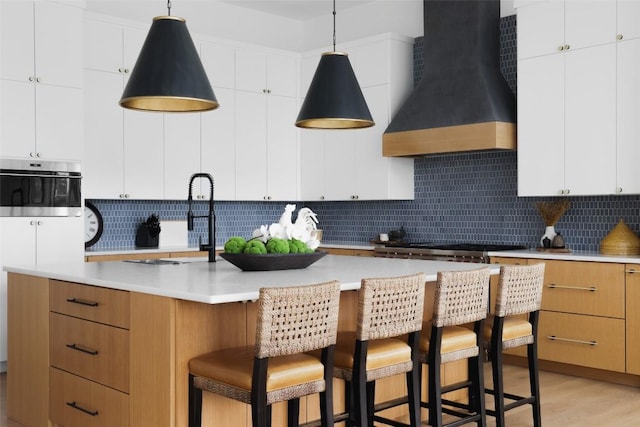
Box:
(124, 259, 182, 265)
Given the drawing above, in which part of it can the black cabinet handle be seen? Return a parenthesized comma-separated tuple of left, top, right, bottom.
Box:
(66, 401, 99, 416)
(66, 297, 99, 307)
(66, 343, 99, 356)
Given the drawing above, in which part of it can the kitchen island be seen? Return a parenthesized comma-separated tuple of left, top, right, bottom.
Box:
(5, 255, 498, 427)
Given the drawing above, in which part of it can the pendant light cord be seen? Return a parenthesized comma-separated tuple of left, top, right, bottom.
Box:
(167, 0, 172, 16)
(332, 0, 336, 52)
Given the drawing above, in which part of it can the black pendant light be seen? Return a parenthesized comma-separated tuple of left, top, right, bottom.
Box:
(296, 0, 374, 129)
(120, 1, 218, 112)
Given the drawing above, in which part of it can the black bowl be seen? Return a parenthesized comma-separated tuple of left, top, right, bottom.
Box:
(220, 251, 327, 271)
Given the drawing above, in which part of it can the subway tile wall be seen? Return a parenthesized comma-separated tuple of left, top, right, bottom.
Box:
(87, 15, 640, 253)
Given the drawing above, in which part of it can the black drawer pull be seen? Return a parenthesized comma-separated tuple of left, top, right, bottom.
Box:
(66, 343, 99, 356)
(66, 297, 99, 307)
(66, 401, 99, 416)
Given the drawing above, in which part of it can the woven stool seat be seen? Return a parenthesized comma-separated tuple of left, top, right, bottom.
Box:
(483, 315, 533, 349)
(188, 281, 341, 427)
(190, 346, 325, 404)
(420, 322, 478, 363)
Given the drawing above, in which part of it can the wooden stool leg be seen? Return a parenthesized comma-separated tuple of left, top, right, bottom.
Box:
(429, 356, 443, 427)
(491, 344, 506, 427)
(528, 342, 542, 427)
(366, 381, 375, 427)
(188, 374, 202, 427)
(472, 353, 487, 427)
(288, 398, 300, 427)
(406, 362, 421, 427)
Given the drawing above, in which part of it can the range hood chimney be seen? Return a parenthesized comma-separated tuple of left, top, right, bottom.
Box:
(383, 0, 516, 157)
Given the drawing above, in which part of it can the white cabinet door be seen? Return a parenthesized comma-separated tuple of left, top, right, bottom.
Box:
(564, 44, 616, 195)
(324, 131, 357, 201)
(0, 80, 36, 158)
(517, 55, 565, 196)
(235, 48, 267, 94)
(164, 113, 201, 200)
(123, 110, 165, 200)
(34, 1, 83, 88)
(35, 84, 83, 160)
(235, 91, 267, 200)
(299, 131, 327, 201)
(0, 218, 36, 365)
(564, 0, 616, 50)
(236, 48, 297, 97)
(267, 54, 297, 98)
(35, 217, 84, 264)
(355, 85, 390, 200)
(84, 69, 125, 199)
(84, 18, 125, 73)
(616, 37, 640, 194)
(618, 0, 640, 41)
(266, 95, 298, 201)
(517, 1, 565, 59)
(201, 87, 236, 200)
(0, 1, 34, 82)
(200, 42, 235, 90)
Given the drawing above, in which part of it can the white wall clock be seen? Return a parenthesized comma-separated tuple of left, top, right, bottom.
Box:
(84, 201, 104, 248)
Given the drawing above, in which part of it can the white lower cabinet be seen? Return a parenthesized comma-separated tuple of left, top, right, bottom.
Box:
(0, 216, 83, 367)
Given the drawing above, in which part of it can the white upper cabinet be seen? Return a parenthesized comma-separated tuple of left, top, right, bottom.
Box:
(200, 42, 235, 90)
(234, 47, 299, 201)
(516, 0, 632, 196)
(618, 0, 640, 41)
(517, 0, 616, 60)
(1, 1, 82, 88)
(164, 113, 201, 200)
(201, 87, 236, 201)
(0, 1, 83, 160)
(616, 37, 640, 194)
(83, 18, 163, 200)
(236, 48, 297, 97)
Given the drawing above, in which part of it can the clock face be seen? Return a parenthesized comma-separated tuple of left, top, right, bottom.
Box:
(84, 201, 104, 248)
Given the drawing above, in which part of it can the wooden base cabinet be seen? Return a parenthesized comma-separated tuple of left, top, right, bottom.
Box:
(626, 265, 640, 375)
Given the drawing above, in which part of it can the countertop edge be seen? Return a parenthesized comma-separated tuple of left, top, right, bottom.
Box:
(489, 249, 640, 264)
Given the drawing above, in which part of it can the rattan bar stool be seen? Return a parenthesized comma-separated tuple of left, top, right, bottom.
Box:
(331, 273, 425, 427)
(420, 267, 491, 427)
(484, 263, 545, 427)
(188, 281, 341, 427)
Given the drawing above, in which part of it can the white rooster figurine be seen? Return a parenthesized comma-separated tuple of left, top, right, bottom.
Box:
(252, 205, 321, 249)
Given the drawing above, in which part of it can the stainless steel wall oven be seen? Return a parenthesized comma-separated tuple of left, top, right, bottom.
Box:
(0, 158, 81, 217)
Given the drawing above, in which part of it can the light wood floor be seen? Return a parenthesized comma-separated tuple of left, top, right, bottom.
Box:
(3, 364, 640, 426)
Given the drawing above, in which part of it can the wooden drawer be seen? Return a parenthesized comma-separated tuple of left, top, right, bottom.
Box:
(50, 280, 130, 329)
(50, 312, 130, 393)
(50, 367, 129, 427)
(538, 311, 625, 372)
(540, 260, 624, 318)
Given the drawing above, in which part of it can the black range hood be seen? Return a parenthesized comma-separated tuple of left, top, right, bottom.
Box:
(383, 0, 516, 157)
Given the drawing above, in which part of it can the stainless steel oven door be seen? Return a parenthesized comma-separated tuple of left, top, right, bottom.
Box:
(0, 158, 82, 217)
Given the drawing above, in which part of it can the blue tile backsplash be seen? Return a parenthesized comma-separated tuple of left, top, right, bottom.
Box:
(87, 15, 640, 253)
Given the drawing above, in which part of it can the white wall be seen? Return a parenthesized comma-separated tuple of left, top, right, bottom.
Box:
(84, 0, 516, 52)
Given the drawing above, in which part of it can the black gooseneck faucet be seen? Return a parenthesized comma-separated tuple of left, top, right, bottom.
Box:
(187, 173, 216, 262)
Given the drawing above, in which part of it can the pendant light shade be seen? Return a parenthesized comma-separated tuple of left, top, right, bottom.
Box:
(120, 15, 218, 112)
(296, 52, 374, 129)
(296, 0, 374, 129)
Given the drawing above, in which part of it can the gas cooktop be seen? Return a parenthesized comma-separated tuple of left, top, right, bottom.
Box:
(382, 242, 528, 252)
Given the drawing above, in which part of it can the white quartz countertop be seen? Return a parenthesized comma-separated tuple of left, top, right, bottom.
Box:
(4, 255, 498, 304)
(488, 249, 640, 264)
